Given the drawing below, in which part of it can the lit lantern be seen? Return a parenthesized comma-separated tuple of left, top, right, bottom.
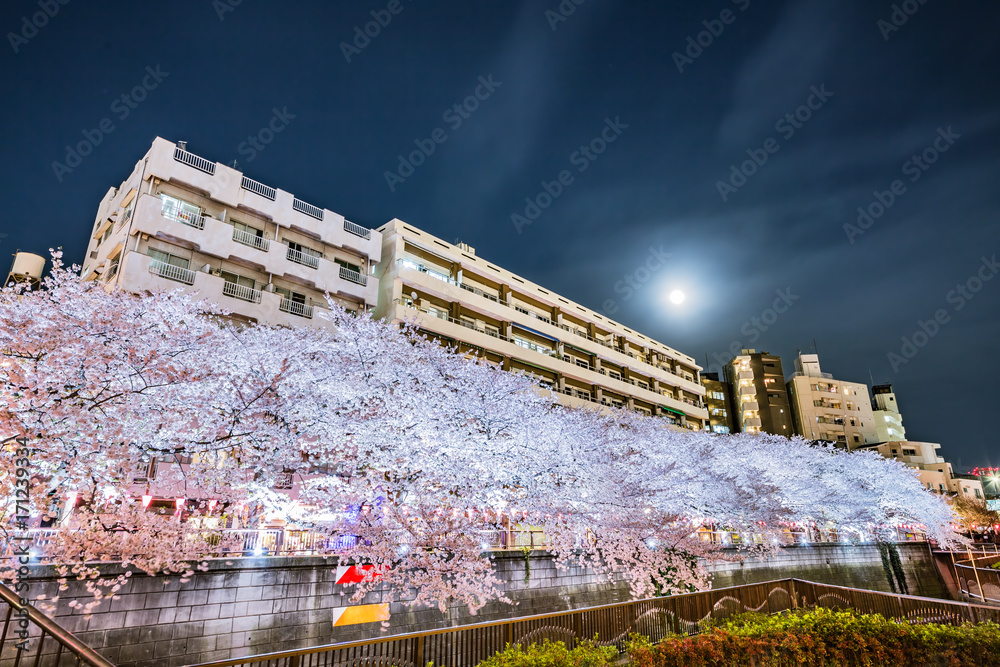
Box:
(207, 499, 218, 513)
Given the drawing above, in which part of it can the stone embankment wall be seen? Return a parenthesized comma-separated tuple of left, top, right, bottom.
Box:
(18, 542, 940, 667)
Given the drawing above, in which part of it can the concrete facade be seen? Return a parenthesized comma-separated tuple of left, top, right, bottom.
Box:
(724, 350, 793, 435)
(373, 220, 709, 427)
(81, 138, 382, 326)
(785, 354, 878, 450)
(871, 384, 907, 442)
(23, 543, 941, 667)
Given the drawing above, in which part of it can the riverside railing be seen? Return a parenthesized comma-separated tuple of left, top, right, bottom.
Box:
(955, 551, 1000, 605)
(185, 578, 1000, 667)
(0, 580, 115, 667)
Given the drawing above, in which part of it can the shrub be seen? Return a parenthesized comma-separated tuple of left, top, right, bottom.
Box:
(476, 639, 617, 667)
(627, 608, 1000, 666)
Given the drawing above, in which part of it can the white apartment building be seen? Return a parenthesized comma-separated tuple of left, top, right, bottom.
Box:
(373, 220, 709, 427)
(871, 384, 907, 443)
(81, 138, 382, 325)
(785, 354, 878, 449)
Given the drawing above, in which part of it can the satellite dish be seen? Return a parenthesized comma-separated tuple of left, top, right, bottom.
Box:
(410, 291, 417, 300)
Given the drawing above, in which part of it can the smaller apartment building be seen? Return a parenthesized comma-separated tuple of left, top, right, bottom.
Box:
(724, 350, 793, 435)
(701, 373, 734, 434)
(863, 441, 985, 499)
(373, 220, 709, 428)
(786, 354, 878, 450)
(872, 384, 907, 443)
(81, 138, 382, 326)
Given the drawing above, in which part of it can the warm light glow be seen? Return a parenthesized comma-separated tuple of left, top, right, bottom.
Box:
(668, 289, 686, 305)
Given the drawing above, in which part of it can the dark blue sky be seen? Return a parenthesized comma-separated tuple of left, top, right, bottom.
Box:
(2, 1, 998, 468)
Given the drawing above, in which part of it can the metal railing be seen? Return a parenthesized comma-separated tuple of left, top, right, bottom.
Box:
(113, 205, 132, 231)
(232, 227, 270, 252)
(222, 281, 262, 304)
(286, 247, 320, 269)
(279, 298, 314, 319)
(186, 578, 1000, 667)
(339, 265, 368, 286)
(148, 260, 196, 285)
(0, 580, 115, 667)
(240, 175, 276, 201)
(460, 282, 500, 303)
(292, 198, 324, 220)
(956, 552, 1000, 605)
(344, 219, 372, 240)
(173, 147, 216, 175)
(162, 204, 205, 230)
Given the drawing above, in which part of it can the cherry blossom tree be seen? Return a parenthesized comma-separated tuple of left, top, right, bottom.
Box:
(1, 253, 961, 614)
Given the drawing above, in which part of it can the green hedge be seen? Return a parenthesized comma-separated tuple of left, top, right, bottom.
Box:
(627, 608, 1000, 667)
(475, 640, 617, 667)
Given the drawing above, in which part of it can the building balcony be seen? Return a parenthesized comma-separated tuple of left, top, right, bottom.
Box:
(392, 301, 707, 422)
(130, 193, 376, 306)
(143, 138, 382, 261)
(121, 251, 330, 330)
(394, 265, 706, 398)
(737, 370, 754, 380)
(743, 417, 762, 428)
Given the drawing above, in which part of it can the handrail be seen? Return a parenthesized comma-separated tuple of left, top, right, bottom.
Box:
(0, 580, 116, 667)
(184, 577, 1000, 667)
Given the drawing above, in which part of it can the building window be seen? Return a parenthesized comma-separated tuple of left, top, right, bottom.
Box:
(148, 248, 190, 269)
(710, 391, 725, 400)
(976, 489, 983, 498)
(712, 425, 730, 434)
(160, 194, 202, 226)
(335, 258, 362, 274)
(220, 270, 256, 290)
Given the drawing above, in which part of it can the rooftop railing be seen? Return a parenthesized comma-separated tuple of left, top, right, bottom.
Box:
(173, 147, 216, 175)
(240, 175, 276, 201)
(292, 197, 324, 220)
(343, 219, 372, 239)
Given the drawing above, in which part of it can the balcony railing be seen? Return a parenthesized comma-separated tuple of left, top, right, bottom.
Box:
(173, 147, 216, 175)
(241, 175, 276, 200)
(279, 299, 314, 319)
(460, 282, 500, 302)
(163, 205, 205, 230)
(149, 260, 196, 285)
(339, 265, 367, 286)
(287, 246, 320, 269)
(114, 205, 133, 231)
(292, 198, 324, 220)
(223, 281, 262, 303)
(343, 219, 372, 239)
(232, 227, 270, 252)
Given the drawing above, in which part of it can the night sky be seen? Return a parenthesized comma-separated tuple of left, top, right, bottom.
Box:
(2, 1, 998, 468)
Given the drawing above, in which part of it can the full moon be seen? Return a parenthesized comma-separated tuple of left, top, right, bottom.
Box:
(668, 289, 686, 305)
